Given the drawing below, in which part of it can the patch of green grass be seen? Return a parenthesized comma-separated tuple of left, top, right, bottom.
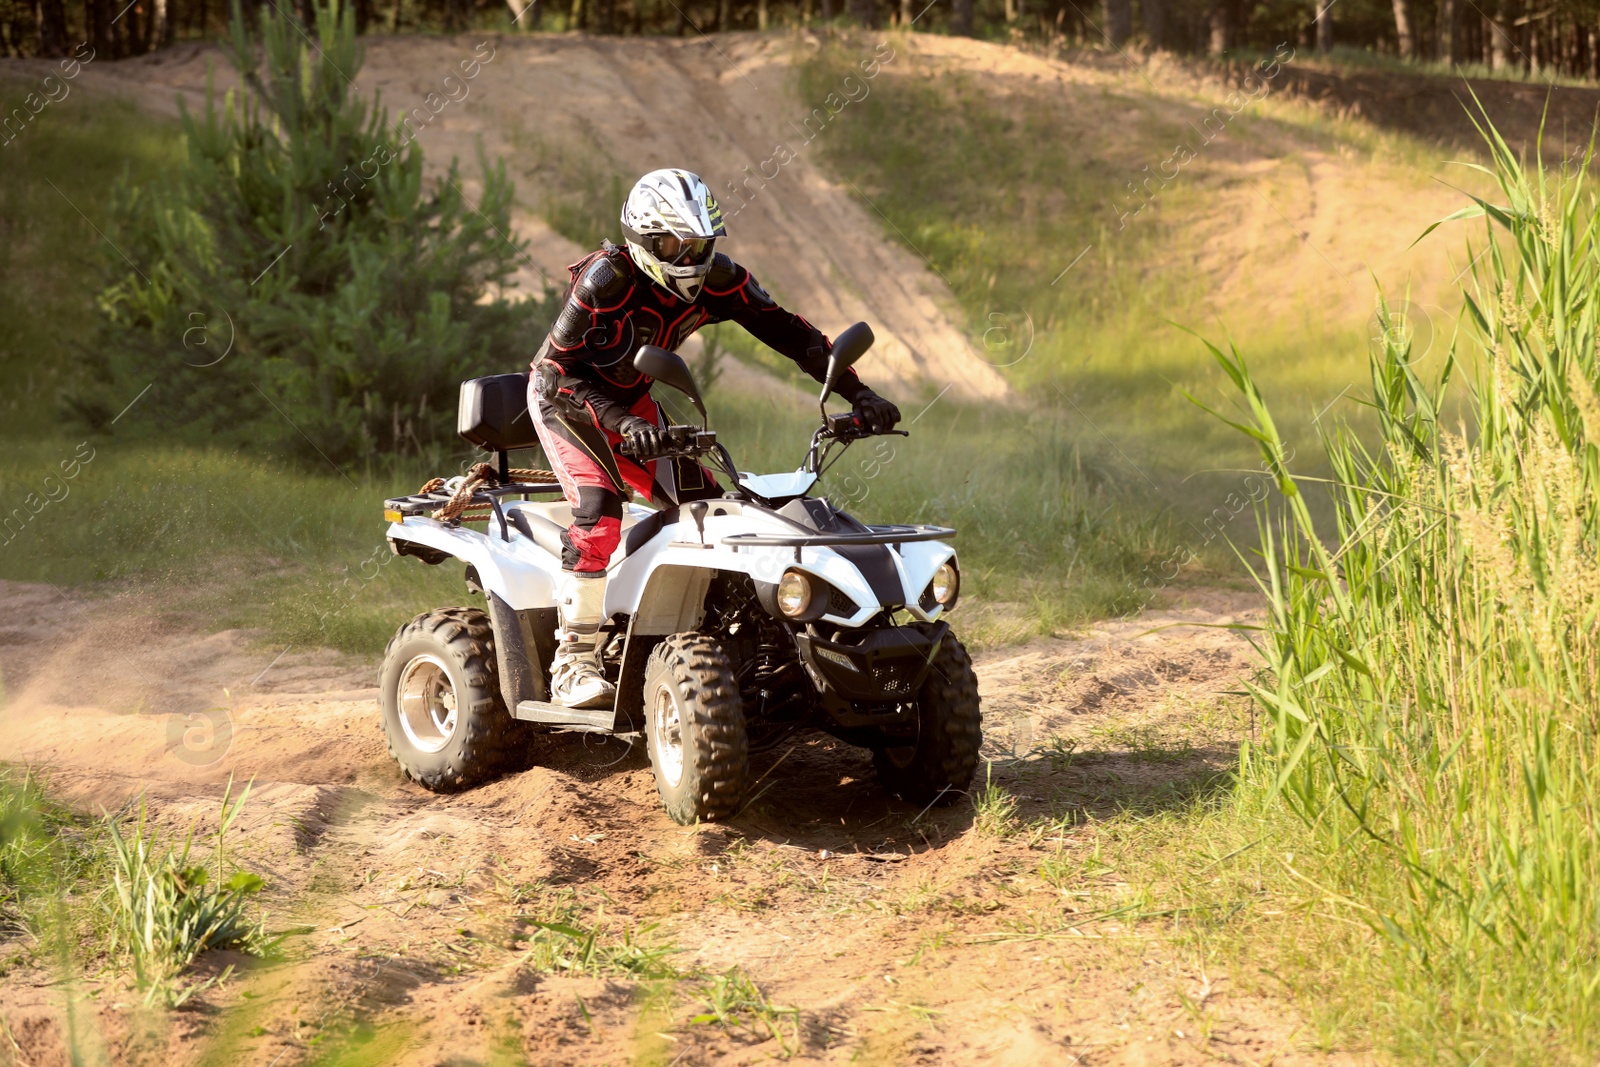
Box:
(521, 917, 683, 979)
(1040, 734, 1079, 771)
(1064, 802, 1329, 975)
(302, 1022, 420, 1067)
(970, 763, 1019, 836)
(0, 76, 182, 438)
(104, 781, 275, 1007)
(514, 887, 683, 980)
(0, 766, 275, 1017)
(687, 967, 801, 1054)
(1307, 44, 1599, 88)
(0, 438, 476, 653)
(0, 767, 97, 930)
(510, 889, 803, 1050)
(1084, 720, 1198, 763)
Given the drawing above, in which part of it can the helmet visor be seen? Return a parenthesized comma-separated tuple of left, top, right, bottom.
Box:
(652, 233, 716, 266)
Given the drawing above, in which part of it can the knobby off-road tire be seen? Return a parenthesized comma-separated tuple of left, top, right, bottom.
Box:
(872, 631, 982, 805)
(380, 607, 522, 793)
(643, 634, 749, 825)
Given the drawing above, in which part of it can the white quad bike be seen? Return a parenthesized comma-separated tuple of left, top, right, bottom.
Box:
(378, 323, 981, 824)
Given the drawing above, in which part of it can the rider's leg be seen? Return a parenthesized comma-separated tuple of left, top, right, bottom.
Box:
(530, 394, 627, 708)
(548, 485, 625, 708)
(529, 392, 721, 707)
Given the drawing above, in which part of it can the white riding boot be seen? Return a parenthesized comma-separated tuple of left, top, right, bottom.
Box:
(549, 572, 617, 709)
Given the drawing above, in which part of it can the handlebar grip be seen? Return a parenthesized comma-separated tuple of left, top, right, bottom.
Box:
(618, 425, 715, 459)
(825, 412, 909, 439)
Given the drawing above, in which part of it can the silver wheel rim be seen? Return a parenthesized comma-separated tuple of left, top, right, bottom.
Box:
(398, 653, 458, 754)
(651, 684, 686, 788)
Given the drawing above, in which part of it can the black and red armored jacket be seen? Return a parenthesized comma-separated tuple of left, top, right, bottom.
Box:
(532, 241, 870, 432)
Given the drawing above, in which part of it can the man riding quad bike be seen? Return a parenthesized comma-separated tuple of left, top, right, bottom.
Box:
(532, 168, 902, 709)
(378, 168, 980, 824)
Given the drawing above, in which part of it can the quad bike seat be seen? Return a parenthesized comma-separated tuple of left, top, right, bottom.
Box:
(504, 500, 656, 564)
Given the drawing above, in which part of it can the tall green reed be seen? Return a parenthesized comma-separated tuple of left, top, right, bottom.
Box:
(1201, 105, 1600, 1061)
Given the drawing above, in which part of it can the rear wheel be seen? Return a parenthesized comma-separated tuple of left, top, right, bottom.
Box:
(643, 634, 748, 824)
(872, 631, 982, 805)
(380, 607, 518, 792)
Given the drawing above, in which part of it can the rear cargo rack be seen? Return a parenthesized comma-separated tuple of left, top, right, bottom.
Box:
(383, 480, 563, 517)
(385, 480, 564, 540)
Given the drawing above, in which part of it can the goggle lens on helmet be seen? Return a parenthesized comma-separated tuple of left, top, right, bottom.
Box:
(653, 234, 715, 266)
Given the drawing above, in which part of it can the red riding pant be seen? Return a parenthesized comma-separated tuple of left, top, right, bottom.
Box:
(529, 387, 719, 573)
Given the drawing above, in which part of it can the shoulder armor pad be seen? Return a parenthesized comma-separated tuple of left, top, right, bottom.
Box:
(574, 249, 633, 305)
(704, 252, 741, 291)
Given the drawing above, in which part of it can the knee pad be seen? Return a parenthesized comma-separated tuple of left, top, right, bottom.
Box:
(563, 487, 624, 572)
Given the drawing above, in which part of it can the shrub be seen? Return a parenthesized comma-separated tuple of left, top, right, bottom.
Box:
(81, 0, 552, 465)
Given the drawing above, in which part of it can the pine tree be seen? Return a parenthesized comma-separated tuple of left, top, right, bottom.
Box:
(84, 0, 551, 465)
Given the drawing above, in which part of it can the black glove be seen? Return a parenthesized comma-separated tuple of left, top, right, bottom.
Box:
(618, 416, 668, 459)
(853, 393, 901, 434)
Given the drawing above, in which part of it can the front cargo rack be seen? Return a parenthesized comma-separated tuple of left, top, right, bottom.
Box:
(722, 524, 954, 561)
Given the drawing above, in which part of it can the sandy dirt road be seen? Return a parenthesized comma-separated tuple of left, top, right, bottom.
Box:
(0, 579, 1364, 1066)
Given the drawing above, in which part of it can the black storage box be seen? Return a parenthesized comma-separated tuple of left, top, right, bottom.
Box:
(458, 373, 539, 453)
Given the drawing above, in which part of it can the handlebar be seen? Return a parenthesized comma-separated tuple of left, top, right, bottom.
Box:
(618, 425, 720, 458)
(822, 411, 910, 441)
(618, 417, 908, 494)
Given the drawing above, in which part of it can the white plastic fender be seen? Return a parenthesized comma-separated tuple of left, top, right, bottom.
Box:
(604, 506, 956, 628)
(389, 503, 957, 625)
(386, 516, 562, 610)
(898, 539, 958, 622)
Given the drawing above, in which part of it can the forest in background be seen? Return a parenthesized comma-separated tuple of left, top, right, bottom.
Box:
(5, 0, 1600, 83)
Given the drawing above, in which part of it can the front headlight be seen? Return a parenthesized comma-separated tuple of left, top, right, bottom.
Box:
(776, 570, 814, 618)
(920, 560, 960, 613)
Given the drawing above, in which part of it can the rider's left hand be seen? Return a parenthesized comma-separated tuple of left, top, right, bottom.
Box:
(853, 393, 901, 434)
(619, 416, 669, 459)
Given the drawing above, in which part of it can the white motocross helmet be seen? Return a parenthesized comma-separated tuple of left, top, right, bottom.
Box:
(620, 168, 727, 302)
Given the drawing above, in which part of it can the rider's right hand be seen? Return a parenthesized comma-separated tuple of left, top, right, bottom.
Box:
(619, 416, 668, 460)
(853, 393, 901, 435)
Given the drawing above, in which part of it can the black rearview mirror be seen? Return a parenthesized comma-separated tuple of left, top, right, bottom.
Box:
(820, 321, 875, 407)
(634, 344, 707, 424)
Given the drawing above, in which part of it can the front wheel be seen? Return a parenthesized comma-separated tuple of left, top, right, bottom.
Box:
(643, 634, 748, 825)
(872, 631, 982, 805)
(380, 607, 517, 793)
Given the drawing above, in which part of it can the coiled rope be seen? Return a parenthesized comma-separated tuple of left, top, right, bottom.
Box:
(418, 463, 557, 523)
